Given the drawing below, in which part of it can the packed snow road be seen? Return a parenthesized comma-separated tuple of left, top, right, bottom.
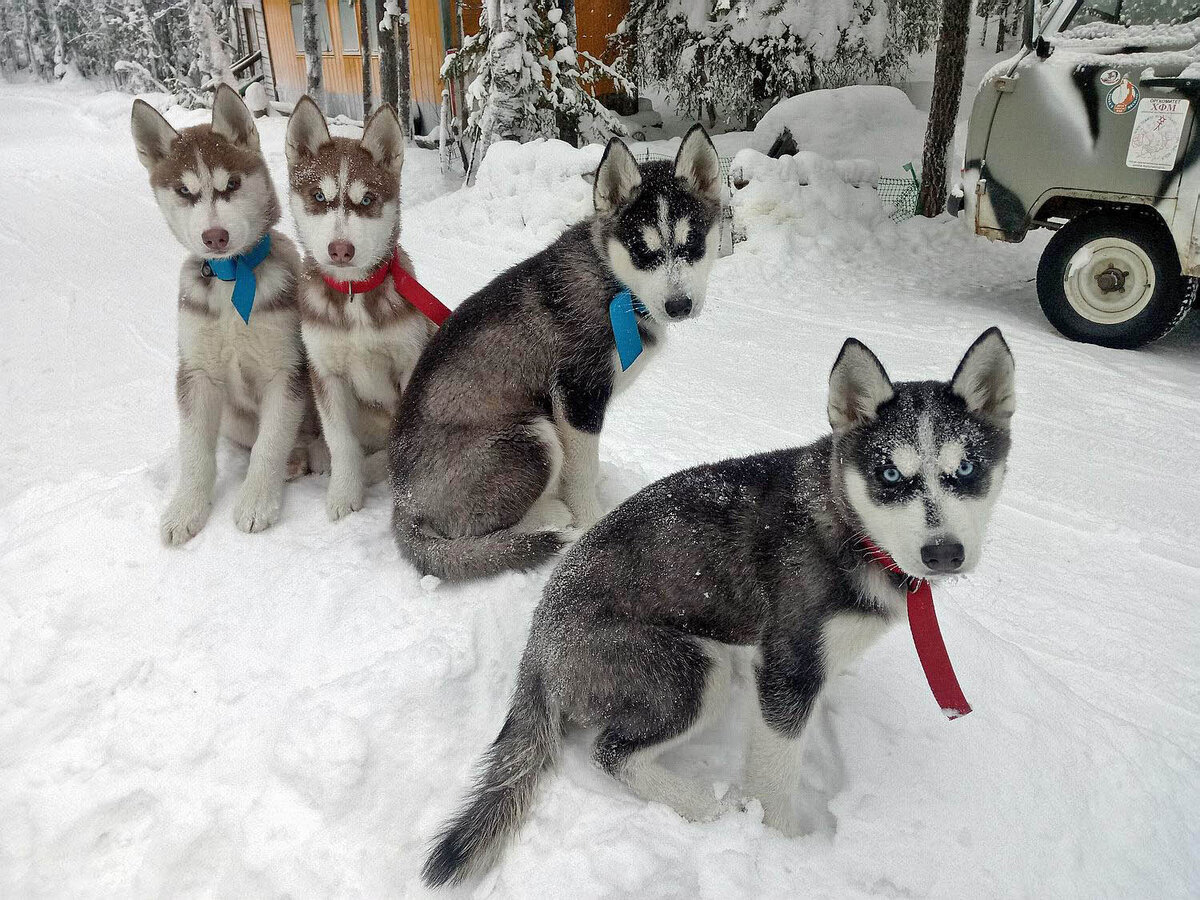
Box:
(1, 79, 1197, 898)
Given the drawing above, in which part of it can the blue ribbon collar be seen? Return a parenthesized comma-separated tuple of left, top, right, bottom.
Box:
(203, 233, 272, 323)
(609, 288, 648, 371)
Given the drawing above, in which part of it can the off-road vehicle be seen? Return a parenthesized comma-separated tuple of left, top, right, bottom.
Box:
(952, 0, 1200, 348)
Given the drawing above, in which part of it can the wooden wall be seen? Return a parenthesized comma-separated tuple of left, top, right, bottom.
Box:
(261, 0, 382, 119)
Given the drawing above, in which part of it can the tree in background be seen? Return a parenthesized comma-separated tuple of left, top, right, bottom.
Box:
(377, 0, 412, 137)
(0, 0, 225, 103)
(917, 0, 970, 217)
(360, 0, 375, 114)
(619, 0, 929, 130)
(445, 0, 625, 181)
(302, 0, 324, 108)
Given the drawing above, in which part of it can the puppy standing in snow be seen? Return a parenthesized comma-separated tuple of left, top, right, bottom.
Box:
(285, 97, 438, 520)
(422, 329, 1016, 886)
(132, 86, 319, 544)
(390, 126, 723, 580)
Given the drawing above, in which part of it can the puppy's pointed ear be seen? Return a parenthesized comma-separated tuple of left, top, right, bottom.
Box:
(828, 339, 895, 432)
(594, 138, 642, 214)
(285, 95, 332, 167)
(360, 103, 405, 176)
(674, 124, 721, 202)
(131, 99, 179, 170)
(211, 84, 260, 152)
(951, 327, 1015, 427)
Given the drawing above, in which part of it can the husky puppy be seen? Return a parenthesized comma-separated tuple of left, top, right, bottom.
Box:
(285, 97, 436, 520)
(132, 86, 318, 544)
(422, 329, 1016, 886)
(390, 125, 723, 581)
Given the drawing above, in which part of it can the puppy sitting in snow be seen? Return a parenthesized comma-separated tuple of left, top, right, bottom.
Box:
(422, 329, 1016, 886)
(132, 86, 320, 544)
(389, 126, 723, 581)
(285, 97, 438, 520)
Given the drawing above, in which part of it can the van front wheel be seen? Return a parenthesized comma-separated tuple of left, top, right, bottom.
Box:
(1036, 213, 1194, 348)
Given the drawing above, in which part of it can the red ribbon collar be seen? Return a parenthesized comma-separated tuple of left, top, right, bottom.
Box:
(859, 537, 972, 720)
(321, 250, 452, 326)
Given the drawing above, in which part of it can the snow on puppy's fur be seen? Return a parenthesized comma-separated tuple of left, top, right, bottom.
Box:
(421, 329, 1016, 887)
(131, 86, 321, 544)
(388, 126, 723, 582)
(285, 97, 435, 520)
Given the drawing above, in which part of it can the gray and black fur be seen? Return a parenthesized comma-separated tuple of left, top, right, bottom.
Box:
(422, 329, 1016, 886)
(389, 126, 723, 581)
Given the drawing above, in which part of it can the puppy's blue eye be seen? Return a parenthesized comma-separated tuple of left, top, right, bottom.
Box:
(360, 193, 374, 207)
(314, 190, 326, 202)
(882, 467, 901, 483)
(957, 459, 975, 477)
(177, 185, 191, 197)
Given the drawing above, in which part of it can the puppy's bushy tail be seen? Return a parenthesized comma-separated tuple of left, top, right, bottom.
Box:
(394, 513, 562, 582)
(422, 668, 562, 887)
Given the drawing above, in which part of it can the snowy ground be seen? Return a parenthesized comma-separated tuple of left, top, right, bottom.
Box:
(2, 76, 1199, 899)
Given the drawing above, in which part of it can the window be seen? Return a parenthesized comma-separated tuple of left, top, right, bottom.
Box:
(1067, 0, 1200, 28)
(338, 0, 360, 54)
(290, 1, 333, 54)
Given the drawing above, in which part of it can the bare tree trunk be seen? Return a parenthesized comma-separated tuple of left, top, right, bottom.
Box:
(995, 0, 1010, 53)
(980, 12, 989, 48)
(360, 0, 374, 115)
(396, 0, 411, 137)
(377, 0, 398, 107)
(302, 0, 324, 108)
(918, 0, 971, 218)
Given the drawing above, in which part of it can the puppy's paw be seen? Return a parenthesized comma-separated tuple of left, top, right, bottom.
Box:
(234, 479, 283, 533)
(326, 475, 364, 521)
(759, 798, 805, 838)
(306, 438, 332, 476)
(161, 494, 211, 545)
(567, 494, 603, 531)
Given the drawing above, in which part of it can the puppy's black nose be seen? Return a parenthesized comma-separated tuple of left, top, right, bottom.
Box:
(664, 296, 692, 319)
(921, 542, 965, 572)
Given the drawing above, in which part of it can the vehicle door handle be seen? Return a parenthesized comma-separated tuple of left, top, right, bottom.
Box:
(1140, 77, 1200, 96)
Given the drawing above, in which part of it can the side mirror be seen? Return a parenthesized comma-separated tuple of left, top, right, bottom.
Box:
(1035, 35, 1052, 58)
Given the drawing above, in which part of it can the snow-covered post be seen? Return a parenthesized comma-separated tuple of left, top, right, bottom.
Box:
(396, 0, 411, 137)
(918, 0, 970, 217)
(360, 0, 375, 114)
(377, 0, 398, 107)
(302, 0, 325, 108)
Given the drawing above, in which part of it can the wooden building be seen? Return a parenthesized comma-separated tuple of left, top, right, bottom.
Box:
(251, 0, 629, 133)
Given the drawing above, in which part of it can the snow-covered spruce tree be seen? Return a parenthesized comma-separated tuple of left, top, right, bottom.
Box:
(188, 0, 235, 92)
(622, 0, 930, 129)
(445, 0, 626, 176)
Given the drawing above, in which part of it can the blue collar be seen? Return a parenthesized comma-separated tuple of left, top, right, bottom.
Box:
(609, 288, 648, 371)
(203, 233, 272, 323)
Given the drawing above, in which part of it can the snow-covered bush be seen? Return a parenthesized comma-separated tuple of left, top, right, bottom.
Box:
(444, 0, 626, 178)
(618, 0, 938, 129)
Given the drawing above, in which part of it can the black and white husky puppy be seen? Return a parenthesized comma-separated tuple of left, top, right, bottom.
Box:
(422, 329, 1016, 886)
(389, 125, 723, 581)
(131, 86, 320, 544)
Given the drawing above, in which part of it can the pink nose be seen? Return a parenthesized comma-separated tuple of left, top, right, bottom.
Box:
(202, 228, 229, 252)
(328, 240, 355, 264)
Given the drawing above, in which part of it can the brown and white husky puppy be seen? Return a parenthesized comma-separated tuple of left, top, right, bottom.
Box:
(285, 97, 436, 520)
(132, 85, 321, 545)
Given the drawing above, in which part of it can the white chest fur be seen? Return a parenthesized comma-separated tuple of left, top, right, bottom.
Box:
(611, 317, 666, 395)
(177, 257, 302, 411)
(820, 566, 909, 677)
(300, 286, 429, 410)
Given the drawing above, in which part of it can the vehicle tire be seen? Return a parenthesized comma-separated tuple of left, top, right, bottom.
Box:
(1036, 211, 1195, 349)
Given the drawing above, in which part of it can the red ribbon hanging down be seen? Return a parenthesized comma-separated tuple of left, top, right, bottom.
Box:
(321, 250, 453, 327)
(860, 538, 973, 720)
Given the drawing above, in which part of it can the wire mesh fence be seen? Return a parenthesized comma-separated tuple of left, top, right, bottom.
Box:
(877, 163, 921, 223)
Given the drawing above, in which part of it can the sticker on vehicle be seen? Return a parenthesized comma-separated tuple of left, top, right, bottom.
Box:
(1126, 97, 1190, 170)
(1106, 79, 1140, 115)
(1099, 68, 1121, 86)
